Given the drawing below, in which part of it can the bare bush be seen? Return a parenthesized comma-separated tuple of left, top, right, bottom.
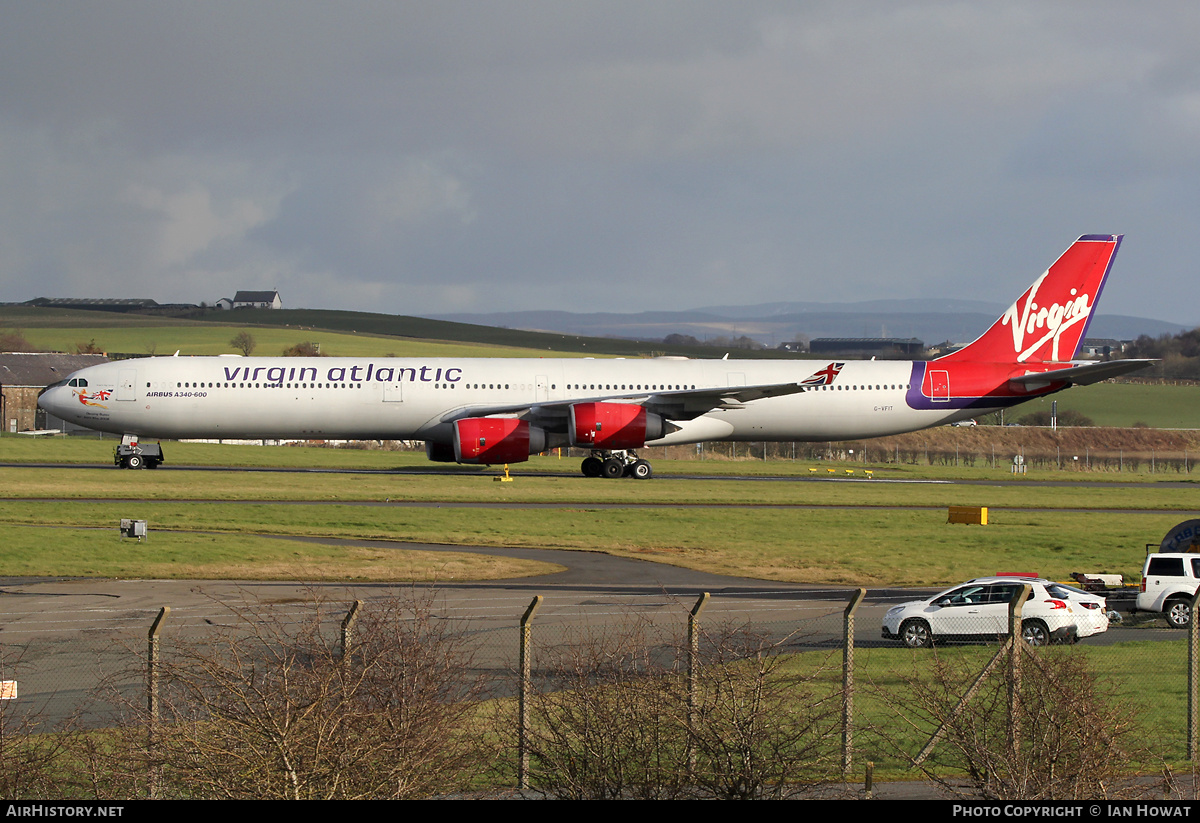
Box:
(524, 621, 841, 799)
(145, 593, 487, 799)
(0, 665, 68, 799)
(524, 622, 689, 799)
(282, 341, 324, 356)
(879, 647, 1153, 800)
(686, 628, 841, 799)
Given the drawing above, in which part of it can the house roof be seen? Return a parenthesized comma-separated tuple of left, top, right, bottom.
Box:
(232, 290, 280, 303)
(0, 353, 109, 387)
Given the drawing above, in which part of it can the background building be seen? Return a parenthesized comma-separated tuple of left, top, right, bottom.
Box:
(0, 353, 109, 433)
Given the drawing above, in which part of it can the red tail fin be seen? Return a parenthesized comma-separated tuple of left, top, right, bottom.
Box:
(938, 235, 1122, 364)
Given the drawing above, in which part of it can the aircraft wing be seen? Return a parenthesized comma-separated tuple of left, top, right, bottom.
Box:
(438, 381, 807, 425)
(1008, 359, 1156, 388)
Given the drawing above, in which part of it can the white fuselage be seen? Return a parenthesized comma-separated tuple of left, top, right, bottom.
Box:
(38, 354, 979, 446)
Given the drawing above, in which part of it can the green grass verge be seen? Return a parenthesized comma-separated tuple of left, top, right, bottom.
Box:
(0, 499, 1175, 585)
(783, 640, 1188, 776)
(0, 460, 1196, 510)
(3, 435, 1197, 484)
(0, 523, 561, 582)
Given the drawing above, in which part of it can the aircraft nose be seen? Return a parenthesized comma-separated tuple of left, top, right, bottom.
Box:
(37, 382, 69, 416)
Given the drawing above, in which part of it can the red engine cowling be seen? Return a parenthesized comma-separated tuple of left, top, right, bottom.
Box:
(453, 418, 546, 464)
(569, 402, 666, 450)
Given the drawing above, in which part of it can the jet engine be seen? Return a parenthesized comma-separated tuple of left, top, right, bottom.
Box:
(425, 441, 457, 463)
(453, 417, 546, 464)
(568, 402, 667, 450)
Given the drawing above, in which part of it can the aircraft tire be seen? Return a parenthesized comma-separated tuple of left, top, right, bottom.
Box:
(581, 457, 603, 477)
(630, 460, 652, 480)
(601, 458, 624, 479)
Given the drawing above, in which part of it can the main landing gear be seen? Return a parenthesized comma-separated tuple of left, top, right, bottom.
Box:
(580, 450, 653, 480)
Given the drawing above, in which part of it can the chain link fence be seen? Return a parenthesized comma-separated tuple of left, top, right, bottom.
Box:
(0, 585, 1194, 799)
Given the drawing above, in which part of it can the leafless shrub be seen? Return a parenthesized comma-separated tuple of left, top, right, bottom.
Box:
(877, 647, 1154, 800)
(0, 666, 68, 798)
(144, 592, 487, 799)
(282, 341, 324, 356)
(686, 627, 841, 799)
(0, 329, 34, 352)
(523, 621, 689, 799)
(524, 620, 841, 799)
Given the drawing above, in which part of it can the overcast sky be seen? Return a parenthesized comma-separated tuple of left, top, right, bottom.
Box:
(1, 1, 1197, 325)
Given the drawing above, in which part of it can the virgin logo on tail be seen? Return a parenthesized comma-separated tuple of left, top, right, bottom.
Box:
(1001, 274, 1092, 362)
(937, 235, 1121, 366)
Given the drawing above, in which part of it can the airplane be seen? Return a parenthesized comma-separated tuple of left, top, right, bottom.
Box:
(38, 235, 1152, 478)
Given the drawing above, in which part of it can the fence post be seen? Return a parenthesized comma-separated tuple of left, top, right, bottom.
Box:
(1189, 590, 1200, 760)
(147, 606, 169, 799)
(842, 588, 867, 774)
(518, 595, 543, 790)
(1008, 585, 1032, 754)
(688, 592, 710, 774)
(340, 600, 362, 660)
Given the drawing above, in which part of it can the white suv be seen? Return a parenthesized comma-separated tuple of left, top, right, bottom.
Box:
(1137, 553, 1200, 628)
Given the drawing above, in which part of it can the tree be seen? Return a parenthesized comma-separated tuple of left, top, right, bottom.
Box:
(229, 331, 256, 356)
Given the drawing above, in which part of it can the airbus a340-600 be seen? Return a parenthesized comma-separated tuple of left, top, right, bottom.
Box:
(39, 235, 1150, 478)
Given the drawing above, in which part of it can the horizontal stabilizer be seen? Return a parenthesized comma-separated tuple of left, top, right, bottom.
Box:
(1008, 359, 1155, 388)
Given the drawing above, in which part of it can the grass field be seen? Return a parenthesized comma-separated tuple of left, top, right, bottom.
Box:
(1015, 381, 1200, 429)
(0, 304, 793, 360)
(0, 437, 1188, 585)
(13, 323, 577, 359)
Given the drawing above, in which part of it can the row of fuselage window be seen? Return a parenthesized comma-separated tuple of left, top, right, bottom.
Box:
(159, 380, 912, 393)
(164, 382, 364, 389)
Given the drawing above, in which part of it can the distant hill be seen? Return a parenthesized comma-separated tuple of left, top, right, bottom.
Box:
(431, 304, 1191, 348)
(184, 307, 802, 359)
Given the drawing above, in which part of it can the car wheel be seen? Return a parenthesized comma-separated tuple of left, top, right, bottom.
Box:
(1021, 619, 1050, 647)
(1165, 599, 1193, 629)
(900, 619, 933, 649)
(126, 454, 143, 470)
